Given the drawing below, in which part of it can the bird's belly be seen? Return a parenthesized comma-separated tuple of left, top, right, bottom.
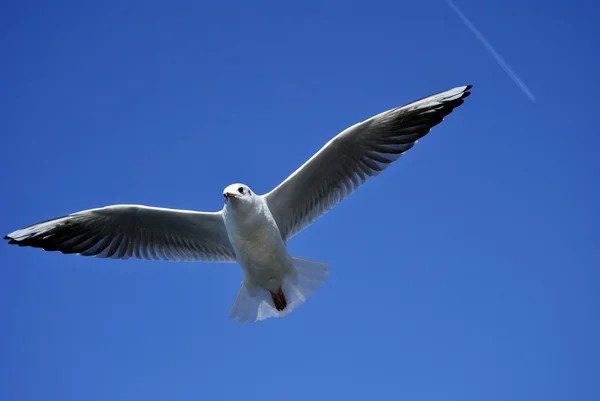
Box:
(236, 235, 289, 290)
(229, 219, 290, 290)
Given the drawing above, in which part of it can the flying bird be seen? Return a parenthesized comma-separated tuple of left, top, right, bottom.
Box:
(5, 85, 472, 323)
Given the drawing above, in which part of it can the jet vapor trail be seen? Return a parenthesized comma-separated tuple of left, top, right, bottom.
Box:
(445, 0, 536, 102)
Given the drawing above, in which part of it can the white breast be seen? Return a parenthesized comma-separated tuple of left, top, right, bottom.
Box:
(223, 196, 291, 289)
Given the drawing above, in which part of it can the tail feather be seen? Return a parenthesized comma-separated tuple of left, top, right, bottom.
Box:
(284, 257, 329, 303)
(227, 256, 329, 323)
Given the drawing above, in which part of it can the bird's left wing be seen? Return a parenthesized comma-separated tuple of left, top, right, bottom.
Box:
(4, 205, 236, 262)
(264, 85, 472, 242)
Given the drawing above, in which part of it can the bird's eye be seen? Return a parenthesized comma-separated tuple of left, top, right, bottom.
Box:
(238, 187, 244, 194)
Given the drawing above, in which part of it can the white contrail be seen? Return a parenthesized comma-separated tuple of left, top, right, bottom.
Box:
(445, 0, 536, 102)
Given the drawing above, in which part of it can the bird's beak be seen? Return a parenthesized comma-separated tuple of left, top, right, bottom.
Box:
(225, 192, 238, 199)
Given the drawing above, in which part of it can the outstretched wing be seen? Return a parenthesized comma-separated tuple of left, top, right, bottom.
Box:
(5, 204, 236, 262)
(264, 85, 472, 242)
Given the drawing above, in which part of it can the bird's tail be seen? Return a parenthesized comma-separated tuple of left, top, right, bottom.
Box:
(227, 256, 329, 323)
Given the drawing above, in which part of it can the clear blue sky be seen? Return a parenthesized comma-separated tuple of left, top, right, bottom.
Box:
(1, 1, 599, 400)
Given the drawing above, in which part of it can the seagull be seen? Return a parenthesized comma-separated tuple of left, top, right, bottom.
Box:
(5, 85, 472, 323)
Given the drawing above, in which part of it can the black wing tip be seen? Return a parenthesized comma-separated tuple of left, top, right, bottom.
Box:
(4, 235, 17, 244)
(457, 85, 472, 99)
(5, 236, 31, 247)
(5, 232, 58, 250)
(4, 236, 77, 254)
(442, 85, 473, 109)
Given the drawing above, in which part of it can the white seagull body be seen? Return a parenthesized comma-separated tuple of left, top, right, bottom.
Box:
(5, 85, 472, 323)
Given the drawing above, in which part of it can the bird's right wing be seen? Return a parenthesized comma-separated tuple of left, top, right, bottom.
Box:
(264, 85, 472, 242)
(4, 205, 237, 262)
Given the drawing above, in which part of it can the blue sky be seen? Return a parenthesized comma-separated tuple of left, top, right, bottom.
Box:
(1, 0, 599, 400)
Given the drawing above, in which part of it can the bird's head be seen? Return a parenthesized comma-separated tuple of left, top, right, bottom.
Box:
(223, 183, 254, 206)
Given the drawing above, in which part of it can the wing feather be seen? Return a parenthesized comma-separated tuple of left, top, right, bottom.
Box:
(264, 85, 472, 242)
(4, 205, 236, 262)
